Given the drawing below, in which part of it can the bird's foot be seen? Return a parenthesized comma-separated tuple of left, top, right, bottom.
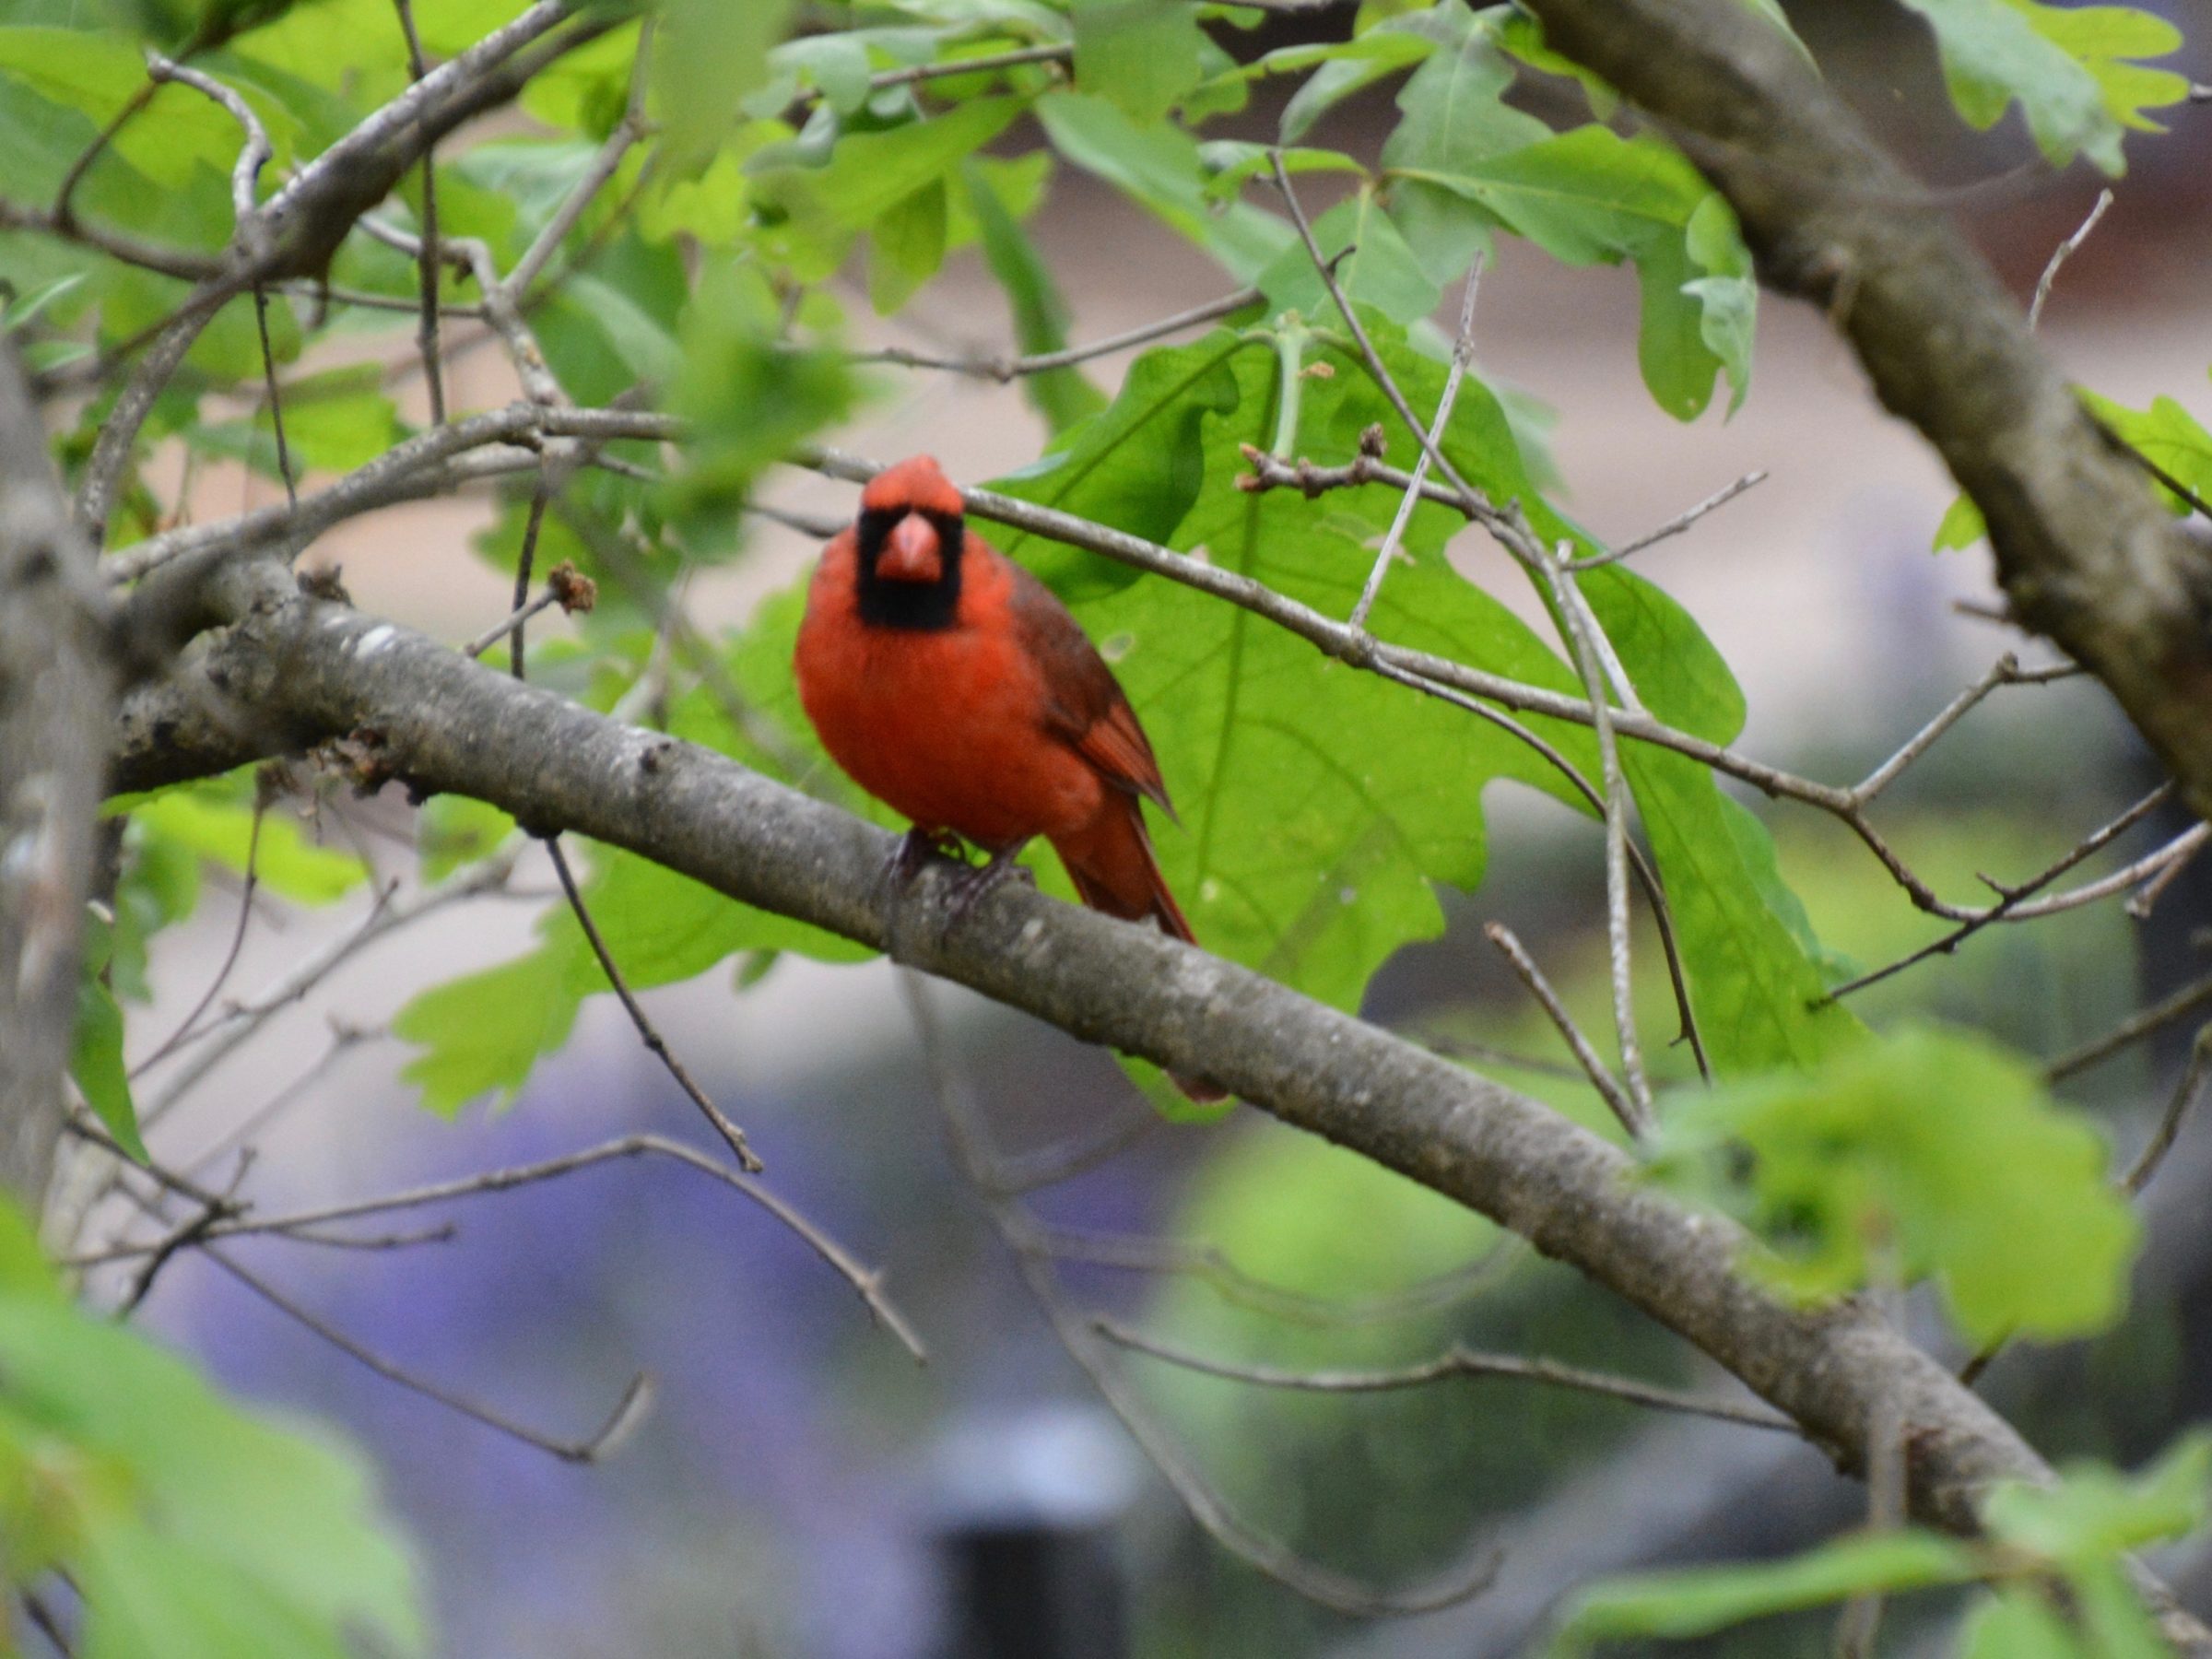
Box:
(883, 827, 962, 892)
(882, 828, 963, 959)
(941, 845, 1035, 935)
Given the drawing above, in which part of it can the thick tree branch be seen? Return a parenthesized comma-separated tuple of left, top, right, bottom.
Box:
(1520, 0, 2212, 826)
(0, 342, 114, 1207)
(109, 576, 2115, 1569)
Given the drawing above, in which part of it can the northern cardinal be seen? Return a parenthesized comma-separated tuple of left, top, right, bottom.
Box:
(794, 454, 1223, 1101)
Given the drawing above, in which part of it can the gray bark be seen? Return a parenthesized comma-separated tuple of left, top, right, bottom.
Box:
(0, 344, 114, 1206)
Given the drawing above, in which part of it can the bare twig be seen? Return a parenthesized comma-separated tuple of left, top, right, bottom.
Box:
(463, 588, 562, 659)
(2122, 1023, 2212, 1197)
(852, 284, 1260, 382)
(135, 855, 517, 1130)
(855, 42, 1071, 98)
(1485, 924, 1650, 1142)
(250, 288, 297, 507)
(393, 0, 448, 425)
(146, 55, 271, 240)
(129, 787, 268, 1077)
(1040, 1226, 1521, 1328)
(1830, 797, 2194, 1000)
(1350, 259, 1481, 631)
(507, 23, 652, 298)
(1092, 1317, 1794, 1431)
(75, 1133, 925, 1360)
(209, 1246, 654, 1462)
(902, 971, 1500, 1617)
(1543, 539, 1654, 1119)
(2027, 189, 2113, 331)
(545, 840, 763, 1173)
(1564, 470, 1769, 573)
(2047, 970, 2212, 1083)
(178, 1019, 382, 1179)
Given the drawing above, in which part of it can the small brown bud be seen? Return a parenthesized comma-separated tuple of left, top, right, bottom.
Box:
(1358, 423, 1388, 459)
(548, 561, 598, 614)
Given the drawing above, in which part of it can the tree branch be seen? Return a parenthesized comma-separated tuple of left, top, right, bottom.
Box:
(0, 341, 114, 1206)
(107, 574, 2125, 1568)
(1520, 0, 2212, 832)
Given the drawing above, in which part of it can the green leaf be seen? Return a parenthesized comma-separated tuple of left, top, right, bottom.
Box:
(128, 786, 365, 906)
(1983, 1432, 2212, 1564)
(660, 254, 859, 551)
(1035, 90, 1295, 277)
(1390, 124, 1756, 418)
(756, 95, 1028, 241)
(0, 1193, 422, 1655)
(188, 364, 406, 480)
(1898, 0, 2187, 175)
(1017, 328, 1601, 1016)
(869, 177, 949, 314)
(416, 795, 515, 883)
(1257, 183, 1441, 326)
(0, 28, 299, 191)
(1073, 0, 1207, 122)
(71, 925, 145, 1162)
(987, 329, 1248, 596)
(1547, 1527, 1977, 1653)
(653, 0, 794, 175)
(2079, 387, 2212, 514)
(394, 947, 577, 1117)
(1934, 490, 1986, 550)
(1957, 1590, 2085, 1659)
(961, 159, 1110, 435)
(1276, 27, 1439, 143)
(1654, 1023, 2141, 1343)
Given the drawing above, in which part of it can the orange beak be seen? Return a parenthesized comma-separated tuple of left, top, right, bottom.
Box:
(876, 512, 942, 583)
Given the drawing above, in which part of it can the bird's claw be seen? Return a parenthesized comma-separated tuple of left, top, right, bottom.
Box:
(940, 848, 1034, 936)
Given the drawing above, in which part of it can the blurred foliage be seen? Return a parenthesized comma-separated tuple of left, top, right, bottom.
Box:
(1550, 1433, 2211, 1654)
(0, 1194, 420, 1656)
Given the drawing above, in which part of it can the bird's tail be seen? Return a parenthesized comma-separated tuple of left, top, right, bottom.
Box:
(1054, 802, 1228, 1105)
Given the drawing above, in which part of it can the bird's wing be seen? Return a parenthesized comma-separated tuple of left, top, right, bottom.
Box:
(1004, 556, 1176, 818)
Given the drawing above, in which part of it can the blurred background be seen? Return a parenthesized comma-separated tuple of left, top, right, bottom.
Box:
(77, 3, 2212, 1654)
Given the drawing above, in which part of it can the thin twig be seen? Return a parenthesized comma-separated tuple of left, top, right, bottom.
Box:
(464, 589, 561, 658)
(2122, 1023, 2212, 1197)
(1830, 797, 2192, 1000)
(129, 789, 267, 1077)
(1350, 259, 1481, 631)
(901, 971, 1501, 1616)
(1853, 653, 2030, 804)
(179, 1019, 381, 1179)
(72, 1134, 926, 1360)
(1040, 1226, 1520, 1328)
(1485, 924, 1650, 1141)
(1543, 540, 1655, 1121)
(507, 487, 549, 677)
(134, 856, 516, 1129)
(207, 1246, 654, 1462)
(53, 80, 160, 231)
(545, 841, 763, 1173)
(251, 288, 297, 508)
(507, 23, 651, 298)
(1565, 470, 1769, 573)
(393, 0, 448, 425)
(2027, 189, 2113, 331)
(2047, 970, 2212, 1082)
(1269, 151, 1546, 584)
(146, 55, 271, 240)
(852, 284, 1261, 382)
(855, 42, 1071, 97)
(1092, 1317, 1795, 1431)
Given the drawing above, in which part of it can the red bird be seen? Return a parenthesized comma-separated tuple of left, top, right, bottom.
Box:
(794, 454, 1221, 1101)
